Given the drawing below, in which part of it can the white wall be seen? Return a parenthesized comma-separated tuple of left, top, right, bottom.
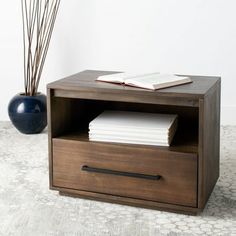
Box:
(1, 0, 236, 124)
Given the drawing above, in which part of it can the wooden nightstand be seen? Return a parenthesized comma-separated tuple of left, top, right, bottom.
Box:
(47, 70, 220, 215)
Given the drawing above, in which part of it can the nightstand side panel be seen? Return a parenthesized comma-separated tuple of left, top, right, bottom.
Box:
(198, 80, 221, 208)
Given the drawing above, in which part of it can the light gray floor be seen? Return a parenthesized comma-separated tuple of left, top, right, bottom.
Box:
(0, 122, 235, 236)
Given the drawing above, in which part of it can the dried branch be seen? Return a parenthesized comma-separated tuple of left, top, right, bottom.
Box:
(21, 0, 60, 96)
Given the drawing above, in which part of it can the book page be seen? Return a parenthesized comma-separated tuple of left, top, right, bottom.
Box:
(96, 72, 160, 84)
(125, 74, 189, 87)
(96, 73, 126, 83)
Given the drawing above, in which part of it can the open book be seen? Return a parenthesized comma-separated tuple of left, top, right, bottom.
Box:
(96, 72, 192, 90)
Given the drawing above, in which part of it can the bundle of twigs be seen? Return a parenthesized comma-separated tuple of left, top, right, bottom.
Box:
(21, 0, 60, 96)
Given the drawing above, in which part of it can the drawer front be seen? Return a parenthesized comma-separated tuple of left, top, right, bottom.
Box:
(52, 139, 198, 207)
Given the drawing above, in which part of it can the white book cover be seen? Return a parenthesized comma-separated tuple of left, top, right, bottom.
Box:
(89, 130, 176, 145)
(89, 111, 177, 131)
(89, 133, 169, 142)
(89, 137, 169, 146)
(89, 130, 170, 139)
(89, 127, 172, 136)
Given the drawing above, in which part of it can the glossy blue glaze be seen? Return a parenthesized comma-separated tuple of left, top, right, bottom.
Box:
(8, 93, 47, 134)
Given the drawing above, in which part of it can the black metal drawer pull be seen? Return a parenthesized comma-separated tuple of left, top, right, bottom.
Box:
(82, 165, 161, 180)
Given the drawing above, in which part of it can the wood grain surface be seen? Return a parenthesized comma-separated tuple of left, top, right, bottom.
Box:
(53, 138, 198, 207)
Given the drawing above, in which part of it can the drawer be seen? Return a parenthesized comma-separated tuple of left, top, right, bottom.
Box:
(52, 139, 198, 207)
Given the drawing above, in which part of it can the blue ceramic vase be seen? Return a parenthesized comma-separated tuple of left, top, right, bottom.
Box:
(8, 93, 47, 134)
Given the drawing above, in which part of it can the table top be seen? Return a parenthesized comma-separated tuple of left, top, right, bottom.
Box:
(48, 70, 220, 99)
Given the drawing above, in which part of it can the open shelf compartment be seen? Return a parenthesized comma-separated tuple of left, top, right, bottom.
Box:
(50, 97, 199, 154)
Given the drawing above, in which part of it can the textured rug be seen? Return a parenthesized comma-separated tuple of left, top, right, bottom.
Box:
(0, 122, 235, 236)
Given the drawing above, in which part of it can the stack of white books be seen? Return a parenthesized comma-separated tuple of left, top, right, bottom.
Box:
(89, 111, 178, 146)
